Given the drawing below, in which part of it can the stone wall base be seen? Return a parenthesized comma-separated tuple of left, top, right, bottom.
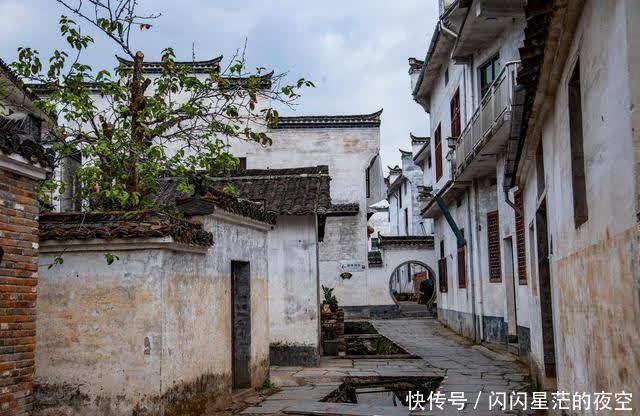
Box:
(482, 315, 507, 343)
(437, 308, 476, 340)
(269, 344, 320, 367)
(437, 308, 511, 344)
(517, 325, 531, 360)
(34, 373, 231, 416)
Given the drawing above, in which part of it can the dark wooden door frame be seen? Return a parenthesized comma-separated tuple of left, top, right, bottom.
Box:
(535, 200, 556, 379)
(231, 261, 251, 390)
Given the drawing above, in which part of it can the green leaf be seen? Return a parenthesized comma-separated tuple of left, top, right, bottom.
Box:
(104, 252, 120, 265)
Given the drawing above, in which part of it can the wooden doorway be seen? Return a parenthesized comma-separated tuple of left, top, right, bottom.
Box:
(535, 201, 556, 378)
(231, 261, 251, 389)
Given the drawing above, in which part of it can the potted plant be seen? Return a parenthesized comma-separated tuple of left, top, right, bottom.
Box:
(322, 285, 339, 313)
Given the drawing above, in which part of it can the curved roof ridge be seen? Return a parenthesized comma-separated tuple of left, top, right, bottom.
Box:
(227, 165, 329, 177)
(115, 54, 223, 74)
(115, 54, 223, 66)
(274, 109, 383, 129)
(278, 109, 383, 120)
(410, 132, 430, 143)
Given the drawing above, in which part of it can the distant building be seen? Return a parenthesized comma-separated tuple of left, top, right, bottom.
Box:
(384, 145, 435, 300)
(228, 110, 393, 317)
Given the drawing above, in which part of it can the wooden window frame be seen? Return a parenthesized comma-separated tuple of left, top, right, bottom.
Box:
(479, 54, 501, 98)
(568, 57, 588, 228)
(450, 88, 461, 138)
(434, 124, 443, 181)
(487, 210, 502, 282)
(457, 244, 467, 289)
(366, 166, 371, 198)
(438, 240, 448, 293)
(515, 190, 527, 285)
(404, 208, 409, 236)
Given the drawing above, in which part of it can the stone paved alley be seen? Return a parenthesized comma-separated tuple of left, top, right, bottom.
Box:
(242, 318, 535, 415)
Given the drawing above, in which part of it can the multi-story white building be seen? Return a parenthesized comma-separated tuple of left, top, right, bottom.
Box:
(411, 0, 640, 403)
(413, 0, 527, 346)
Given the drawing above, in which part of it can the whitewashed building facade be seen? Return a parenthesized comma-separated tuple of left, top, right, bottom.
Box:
(411, 0, 640, 406)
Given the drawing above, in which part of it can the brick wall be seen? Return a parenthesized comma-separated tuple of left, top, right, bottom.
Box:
(0, 168, 40, 416)
(320, 308, 345, 355)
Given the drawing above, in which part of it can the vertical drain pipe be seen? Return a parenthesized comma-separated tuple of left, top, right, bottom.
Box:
(473, 179, 485, 342)
(465, 186, 478, 343)
(504, 188, 522, 340)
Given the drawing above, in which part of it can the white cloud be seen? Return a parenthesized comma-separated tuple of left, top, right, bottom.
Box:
(0, 0, 438, 168)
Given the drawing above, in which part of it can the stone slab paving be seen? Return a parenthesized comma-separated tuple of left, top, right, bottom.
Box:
(242, 318, 538, 415)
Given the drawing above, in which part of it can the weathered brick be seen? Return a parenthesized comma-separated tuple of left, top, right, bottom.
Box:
(0, 166, 42, 416)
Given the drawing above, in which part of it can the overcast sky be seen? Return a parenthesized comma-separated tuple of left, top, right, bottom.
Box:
(0, 0, 438, 169)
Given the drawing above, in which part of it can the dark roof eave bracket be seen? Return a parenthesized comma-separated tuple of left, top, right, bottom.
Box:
(434, 194, 466, 247)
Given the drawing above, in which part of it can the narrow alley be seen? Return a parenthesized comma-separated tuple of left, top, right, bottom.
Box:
(243, 318, 533, 415)
(1, 1, 638, 415)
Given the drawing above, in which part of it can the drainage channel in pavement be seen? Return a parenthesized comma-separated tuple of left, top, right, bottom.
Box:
(320, 376, 444, 407)
(341, 321, 419, 359)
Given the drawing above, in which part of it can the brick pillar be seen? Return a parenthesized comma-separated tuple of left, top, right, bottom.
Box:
(320, 308, 345, 354)
(0, 168, 41, 416)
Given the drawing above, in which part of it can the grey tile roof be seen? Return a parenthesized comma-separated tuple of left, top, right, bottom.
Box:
(274, 109, 383, 129)
(410, 133, 430, 144)
(115, 54, 222, 74)
(177, 188, 277, 224)
(208, 166, 333, 216)
(0, 114, 53, 169)
(39, 211, 214, 247)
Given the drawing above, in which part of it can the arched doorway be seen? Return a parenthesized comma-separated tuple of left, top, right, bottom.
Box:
(388, 260, 436, 308)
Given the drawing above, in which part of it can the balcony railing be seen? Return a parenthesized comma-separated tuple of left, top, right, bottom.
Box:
(439, 0, 458, 14)
(454, 61, 520, 177)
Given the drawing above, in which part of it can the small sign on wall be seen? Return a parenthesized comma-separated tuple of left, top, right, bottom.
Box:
(339, 260, 365, 273)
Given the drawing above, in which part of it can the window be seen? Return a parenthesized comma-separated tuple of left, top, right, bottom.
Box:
(399, 188, 403, 208)
(529, 223, 538, 296)
(450, 88, 461, 138)
(366, 167, 371, 198)
(371, 238, 379, 250)
(438, 240, 448, 293)
(487, 211, 501, 282)
(457, 230, 467, 289)
(479, 54, 501, 98)
(237, 157, 247, 170)
(434, 124, 443, 181)
(27, 114, 42, 142)
(404, 208, 409, 236)
(536, 142, 545, 198)
(515, 190, 527, 285)
(568, 58, 588, 227)
(407, 264, 412, 282)
(444, 68, 449, 86)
